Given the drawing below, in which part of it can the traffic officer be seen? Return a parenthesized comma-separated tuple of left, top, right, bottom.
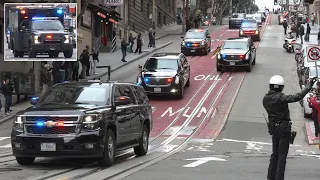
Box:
(263, 75, 317, 180)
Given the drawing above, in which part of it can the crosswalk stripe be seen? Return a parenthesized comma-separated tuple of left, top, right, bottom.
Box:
(0, 137, 11, 148)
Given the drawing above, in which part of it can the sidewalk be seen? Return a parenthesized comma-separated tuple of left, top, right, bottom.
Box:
(0, 95, 32, 124)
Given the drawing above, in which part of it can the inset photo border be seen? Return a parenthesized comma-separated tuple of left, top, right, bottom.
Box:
(4, 3, 77, 61)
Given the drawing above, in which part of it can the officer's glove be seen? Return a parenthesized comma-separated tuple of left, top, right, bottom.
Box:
(306, 77, 318, 89)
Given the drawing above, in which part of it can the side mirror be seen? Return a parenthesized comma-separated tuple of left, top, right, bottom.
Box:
(181, 36, 184, 38)
(30, 97, 39, 105)
(114, 96, 131, 106)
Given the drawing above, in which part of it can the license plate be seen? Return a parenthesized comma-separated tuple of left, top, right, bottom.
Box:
(229, 62, 235, 65)
(41, 143, 56, 151)
(191, 50, 195, 52)
(154, 88, 161, 92)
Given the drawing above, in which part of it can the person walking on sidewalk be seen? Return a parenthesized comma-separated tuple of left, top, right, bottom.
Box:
(299, 24, 305, 44)
(121, 38, 129, 62)
(41, 64, 52, 95)
(308, 81, 320, 141)
(148, 28, 154, 48)
(283, 19, 288, 34)
(79, 49, 90, 78)
(2, 78, 13, 116)
(135, 33, 142, 54)
(152, 29, 156, 48)
(91, 47, 99, 75)
(128, 33, 136, 53)
(311, 13, 315, 26)
(305, 23, 311, 42)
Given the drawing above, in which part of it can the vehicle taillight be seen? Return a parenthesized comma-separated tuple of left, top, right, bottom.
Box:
(24, 16, 28, 19)
(239, 55, 244, 59)
(167, 78, 173, 83)
(46, 35, 52, 39)
(20, 10, 26, 14)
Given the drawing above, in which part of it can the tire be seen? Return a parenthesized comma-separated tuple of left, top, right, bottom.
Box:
(134, 124, 149, 156)
(63, 51, 73, 58)
(186, 77, 190, 87)
(14, 51, 20, 58)
(178, 85, 184, 99)
(98, 129, 116, 167)
(204, 49, 208, 55)
(16, 157, 35, 165)
(246, 63, 252, 72)
(217, 64, 222, 71)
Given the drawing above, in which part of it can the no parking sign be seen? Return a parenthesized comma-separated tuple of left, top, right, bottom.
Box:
(307, 46, 320, 77)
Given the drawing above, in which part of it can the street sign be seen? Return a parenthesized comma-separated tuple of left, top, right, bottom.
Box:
(183, 156, 227, 167)
(306, 46, 320, 77)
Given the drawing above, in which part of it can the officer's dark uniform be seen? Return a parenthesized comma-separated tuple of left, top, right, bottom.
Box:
(263, 79, 316, 180)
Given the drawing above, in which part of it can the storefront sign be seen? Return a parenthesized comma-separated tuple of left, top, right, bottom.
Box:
(104, 0, 123, 6)
(97, 12, 106, 18)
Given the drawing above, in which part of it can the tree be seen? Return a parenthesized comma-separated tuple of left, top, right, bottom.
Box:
(77, 0, 95, 27)
(232, 0, 255, 13)
(251, 4, 259, 13)
(211, 0, 229, 25)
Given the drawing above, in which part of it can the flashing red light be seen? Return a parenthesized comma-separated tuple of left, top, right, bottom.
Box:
(167, 78, 173, 83)
(239, 55, 244, 59)
(119, 97, 125, 100)
(24, 16, 28, 19)
(56, 121, 64, 126)
(46, 35, 52, 39)
(20, 10, 26, 14)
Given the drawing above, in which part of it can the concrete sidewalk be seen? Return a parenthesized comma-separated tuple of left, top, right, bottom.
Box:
(0, 95, 32, 124)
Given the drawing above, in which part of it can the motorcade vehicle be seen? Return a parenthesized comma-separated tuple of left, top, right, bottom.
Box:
(181, 29, 211, 55)
(257, 10, 266, 22)
(137, 53, 191, 99)
(11, 80, 153, 166)
(8, 5, 73, 58)
(239, 20, 260, 41)
(229, 13, 245, 29)
(283, 33, 295, 53)
(301, 66, 320, 118)
(216, 37, 256, 72)
(245, 14, 254, 20)
(253, 13, 263, 26)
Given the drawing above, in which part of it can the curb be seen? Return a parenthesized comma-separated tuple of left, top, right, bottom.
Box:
(0, 114, 15, 125)
(88, 42, 173, 80)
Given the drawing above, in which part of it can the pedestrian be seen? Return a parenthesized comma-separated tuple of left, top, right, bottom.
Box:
(40, 64, 52, 95)
(135, 33, 142, 54)
(121, 38, 129, 62)
(311, 13, 315, 26)
(63, 62, 71, 81)
(299, 24, 305, 44)
(263, 75, 317, 180)
(79, 49, 90, 78)
(128, 33, 136, 53)
(52, 61, 62, 84)
(308, 82, 320, 141)
(91, 47, 99, 75)
(2, 78, 14, 116)
(148, 28, 154, 48)
(152, 29, 156, 48)
(85, 45, 91, 76)
(305, 23, 311, 42)
(71, 58, 79, 81)
(282, 19, 288, 34)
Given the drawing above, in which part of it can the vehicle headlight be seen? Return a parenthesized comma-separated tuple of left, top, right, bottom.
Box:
(34, 35, 40, 44)
(175, 76, 180, 84)
(13, 116, 23, 132)
(81, 114, 102, 131)
(240, 30, 243, 35)
(245, 53, 250, 60)
(64, 35, 70, 43)
(181, 41, 185, 46)
(255, 30, 259, 34)
(201, 40, 205, 46)
(217, 53, 221, 59)
(137, 76, 142, 85)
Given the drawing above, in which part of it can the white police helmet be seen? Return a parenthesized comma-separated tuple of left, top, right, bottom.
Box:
(269, 75, 284, 87)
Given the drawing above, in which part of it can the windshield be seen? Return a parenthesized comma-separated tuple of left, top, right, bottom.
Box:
(32, 20, 64, 31)
(38, 86, 110, 106)
(309, 68, 320, 77)
(185, 32, 205, 39)
(241, 22, 257, 28)
(232, 14, 244, 18)
(144, 58, 178, 70)
(222, 41, 248, 50)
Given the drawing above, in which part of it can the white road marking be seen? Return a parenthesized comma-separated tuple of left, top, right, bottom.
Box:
(183, 157, 227, 167)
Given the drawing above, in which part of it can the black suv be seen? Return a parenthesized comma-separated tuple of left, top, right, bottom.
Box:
(216, 38, 256, 72)
(137, 53, 191, 99)
(11, 81, 153, 167)
(181, 29, 211, 55)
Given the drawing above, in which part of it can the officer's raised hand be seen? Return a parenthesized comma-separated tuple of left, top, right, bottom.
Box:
(306, 77, 318, 89)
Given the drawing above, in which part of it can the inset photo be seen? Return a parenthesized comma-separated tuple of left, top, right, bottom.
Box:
(4, 3, 77, 61)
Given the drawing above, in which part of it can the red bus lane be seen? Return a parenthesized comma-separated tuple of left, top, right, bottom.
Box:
(150, 30, 239, 137)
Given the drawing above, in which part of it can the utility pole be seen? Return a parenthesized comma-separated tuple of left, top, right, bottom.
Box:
(229, 0, 232, 15)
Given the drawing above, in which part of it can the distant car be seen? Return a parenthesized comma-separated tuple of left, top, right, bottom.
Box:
(239, 20, 260, 41)
(137, 53, 191, 99)
(216, 38, 256, 72)
(302, 66, 320, 118)
(229, 13, 245, 29)
(181, 29, 211, 55)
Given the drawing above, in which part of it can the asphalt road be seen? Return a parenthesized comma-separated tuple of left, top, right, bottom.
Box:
(3, 39, 77, 61)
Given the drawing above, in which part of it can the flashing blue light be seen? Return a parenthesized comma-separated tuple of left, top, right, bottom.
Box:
(222, 54, 226, 58)
(57, 9, 63, 14)
(186, 43, 191, 47)
(32, 97, 37, 100)
(144, 78, 149, 83)
(36, 122, 44, 126)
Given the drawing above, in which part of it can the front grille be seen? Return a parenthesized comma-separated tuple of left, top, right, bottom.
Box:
(146, 78, 170, 86)
(26, 126, 76, 134)
(25, 116, 79, 122)
(225, 55, 242, 60)
(44, 40, 61, 44)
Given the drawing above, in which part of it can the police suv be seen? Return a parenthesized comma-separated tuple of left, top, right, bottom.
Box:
(8, 6, 73, 58)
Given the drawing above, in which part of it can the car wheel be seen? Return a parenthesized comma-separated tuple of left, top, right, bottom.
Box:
(98, 129, 115, 167)
(63, 51, 73, 58)
(186, 77, 190, 87)
(16, 157, 35, 165)
(246, 63, 252, 72)
(178, 85, 184, 99)
(304, 109, 311, 118)
(217, 64, 222, 71)
(134, 124, 149, 156)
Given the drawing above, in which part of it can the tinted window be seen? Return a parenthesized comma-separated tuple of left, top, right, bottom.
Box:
(39, 86, 110, 105)
(133, 86, 149, 104)
(144, 58, 178, 70)
(241, 22, 257, 28)
(185, 32, 205, 39)
(118, 85, 137, 104)
(222, 41, 248, 50)
(32, 20, 64, 30)
(113, 87, 121, 100)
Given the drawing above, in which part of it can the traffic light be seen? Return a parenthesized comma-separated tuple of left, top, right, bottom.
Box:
(274, 0, 278, 5)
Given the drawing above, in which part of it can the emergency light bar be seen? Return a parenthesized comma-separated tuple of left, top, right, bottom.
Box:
(32, 17, 59, 20)
(16, 5, 57, 8)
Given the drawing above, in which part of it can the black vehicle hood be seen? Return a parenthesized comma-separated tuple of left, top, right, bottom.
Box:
(18, 104, 110, 116)
(142, 69, 177, 77)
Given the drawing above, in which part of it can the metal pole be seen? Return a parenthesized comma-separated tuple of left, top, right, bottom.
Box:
(229, 0, 232, 15)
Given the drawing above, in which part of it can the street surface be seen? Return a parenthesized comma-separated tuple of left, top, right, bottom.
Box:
(3, 39, 77, 61)
(0, 14, 319, 180)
